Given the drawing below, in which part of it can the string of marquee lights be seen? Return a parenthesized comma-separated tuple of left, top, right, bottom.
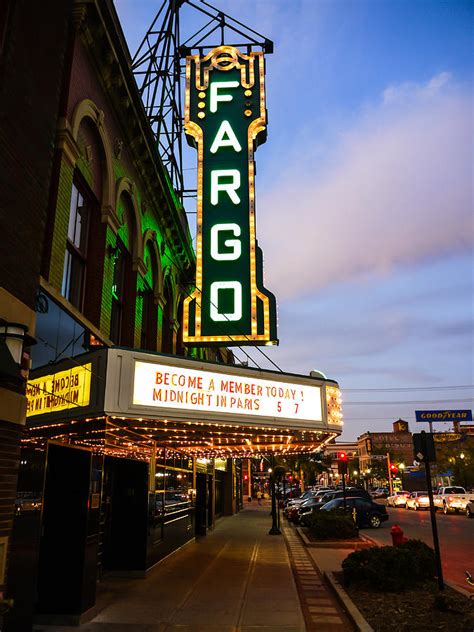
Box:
(23, 409, 336, 459)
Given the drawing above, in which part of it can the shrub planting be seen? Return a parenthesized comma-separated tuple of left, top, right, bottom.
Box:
(305, 510, 358, 540)
(342, 539, 436, 591)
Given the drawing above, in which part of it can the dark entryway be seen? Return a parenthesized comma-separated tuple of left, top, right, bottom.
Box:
(215, 470, 226, 517)
(37, 443, 96, 617)
(195, 472, 210, 535)
(102, 456, 148, 572)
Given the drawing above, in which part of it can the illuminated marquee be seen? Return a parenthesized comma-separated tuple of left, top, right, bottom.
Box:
(26, 364, 92, 417)
(133, 361, 322, 423)
(183, 46, 277, 345)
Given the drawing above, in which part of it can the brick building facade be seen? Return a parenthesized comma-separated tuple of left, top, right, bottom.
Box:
(2, 1, 231, 629)
(358, 419, 414, 473)
(0, 0, 72, 607)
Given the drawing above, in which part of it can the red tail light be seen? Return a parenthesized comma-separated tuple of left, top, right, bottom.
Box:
(448, 496, 453, 502)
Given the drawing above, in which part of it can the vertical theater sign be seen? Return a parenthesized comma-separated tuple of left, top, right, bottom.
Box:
(183, 46, 277, 345)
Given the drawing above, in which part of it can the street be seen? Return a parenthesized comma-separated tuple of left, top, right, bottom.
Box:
(365, 503, 474, 592)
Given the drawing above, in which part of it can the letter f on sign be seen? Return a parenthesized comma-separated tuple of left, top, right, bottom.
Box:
(210, 81, 239, 112)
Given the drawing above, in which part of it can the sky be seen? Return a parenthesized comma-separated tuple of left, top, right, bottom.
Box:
(114, 0, 473, 442)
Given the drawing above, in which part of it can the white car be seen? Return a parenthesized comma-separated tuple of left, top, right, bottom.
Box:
(405, 491, 430, 511)
(387, 491, 410, 507)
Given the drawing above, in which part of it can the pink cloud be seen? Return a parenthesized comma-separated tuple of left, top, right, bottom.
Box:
(258, 75, 473, 300)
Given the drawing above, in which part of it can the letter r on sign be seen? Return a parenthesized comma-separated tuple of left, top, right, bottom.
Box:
(211, 170, 241, 205)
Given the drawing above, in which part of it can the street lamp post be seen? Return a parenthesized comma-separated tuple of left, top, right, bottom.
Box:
(268, 467, 281, 535)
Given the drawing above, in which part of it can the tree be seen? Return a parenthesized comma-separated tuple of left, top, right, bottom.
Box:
(434, 436, 474, 488)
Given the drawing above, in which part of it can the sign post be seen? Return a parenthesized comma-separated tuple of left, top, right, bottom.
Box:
(412, 431, 444, 591)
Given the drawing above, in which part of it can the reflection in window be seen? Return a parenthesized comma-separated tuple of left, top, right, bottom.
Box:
(62, 183, 89, 309)
(32, 292, 92, 369)
(164, 471, 192, 515)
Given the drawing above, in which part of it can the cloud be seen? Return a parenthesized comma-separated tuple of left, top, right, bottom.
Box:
(258, 74, 473, 300)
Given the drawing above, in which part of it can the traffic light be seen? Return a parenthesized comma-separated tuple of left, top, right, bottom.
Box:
(244, 474, 248, 481)
(390, 464, 398, 474)
(337, 452, 348, 461)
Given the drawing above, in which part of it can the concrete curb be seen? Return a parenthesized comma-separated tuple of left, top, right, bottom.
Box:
(296, 527, 374, 549)
(325, 571, 375, 632)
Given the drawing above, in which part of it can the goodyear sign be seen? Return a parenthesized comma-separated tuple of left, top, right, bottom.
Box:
(182, 46, 277, 346)
(415, 410, 472, 423)
(26, 364, 92, 417)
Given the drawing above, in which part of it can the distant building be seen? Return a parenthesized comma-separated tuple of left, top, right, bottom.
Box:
(453, 422, 474, 435)
(358, 420, 413, 472)
(322, 441, 358, 485)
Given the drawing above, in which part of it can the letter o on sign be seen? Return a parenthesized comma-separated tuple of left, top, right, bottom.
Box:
(210, 281, 242, 322)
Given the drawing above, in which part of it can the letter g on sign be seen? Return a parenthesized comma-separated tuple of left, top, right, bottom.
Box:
(210, 223, 241, 261)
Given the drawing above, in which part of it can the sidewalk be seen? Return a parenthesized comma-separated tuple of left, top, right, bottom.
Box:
(35, 503, 353, 632)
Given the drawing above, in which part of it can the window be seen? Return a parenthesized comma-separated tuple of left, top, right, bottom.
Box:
(62, 184, 89, 309)
(354, 498, 371, 509)
(110, 240, 126, 343)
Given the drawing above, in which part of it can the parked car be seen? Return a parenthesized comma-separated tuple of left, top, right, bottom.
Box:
(371, 487, 389, 499)
(298, 488, 372, 522)
(432, 486, 468, 513)
(283, 490, 318, 516)
(317, 496, 389, 529)
(293, 496, 325, 523)
(386, 491, 410, 507)
(465, 500, 474, 519)
(405, 491, 430, 511)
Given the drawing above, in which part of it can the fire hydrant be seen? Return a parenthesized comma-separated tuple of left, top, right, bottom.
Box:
(390, 524, 406, 546)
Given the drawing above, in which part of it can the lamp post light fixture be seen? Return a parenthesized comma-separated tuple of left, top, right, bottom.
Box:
(0, 319, 35, 389)
(399, 463, 405, 471)
(460, 452, 465, 460)
(0, 322, 29, 364)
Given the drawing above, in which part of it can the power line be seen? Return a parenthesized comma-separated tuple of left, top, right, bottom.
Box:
(343, 398, 473, 406)
(343, 385, 474, 393)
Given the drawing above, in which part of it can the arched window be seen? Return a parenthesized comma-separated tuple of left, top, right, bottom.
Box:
(61, 180, 89, 310)
(61, 118, 106, 326)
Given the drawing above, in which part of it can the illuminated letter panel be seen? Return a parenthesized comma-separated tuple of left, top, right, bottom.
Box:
(183, 46, 277, 346)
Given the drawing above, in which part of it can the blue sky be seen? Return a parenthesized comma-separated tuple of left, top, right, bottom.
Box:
(115, 0, 473, 441)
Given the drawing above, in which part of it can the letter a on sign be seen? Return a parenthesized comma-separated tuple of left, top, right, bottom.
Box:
(183, 46, 278, 346)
